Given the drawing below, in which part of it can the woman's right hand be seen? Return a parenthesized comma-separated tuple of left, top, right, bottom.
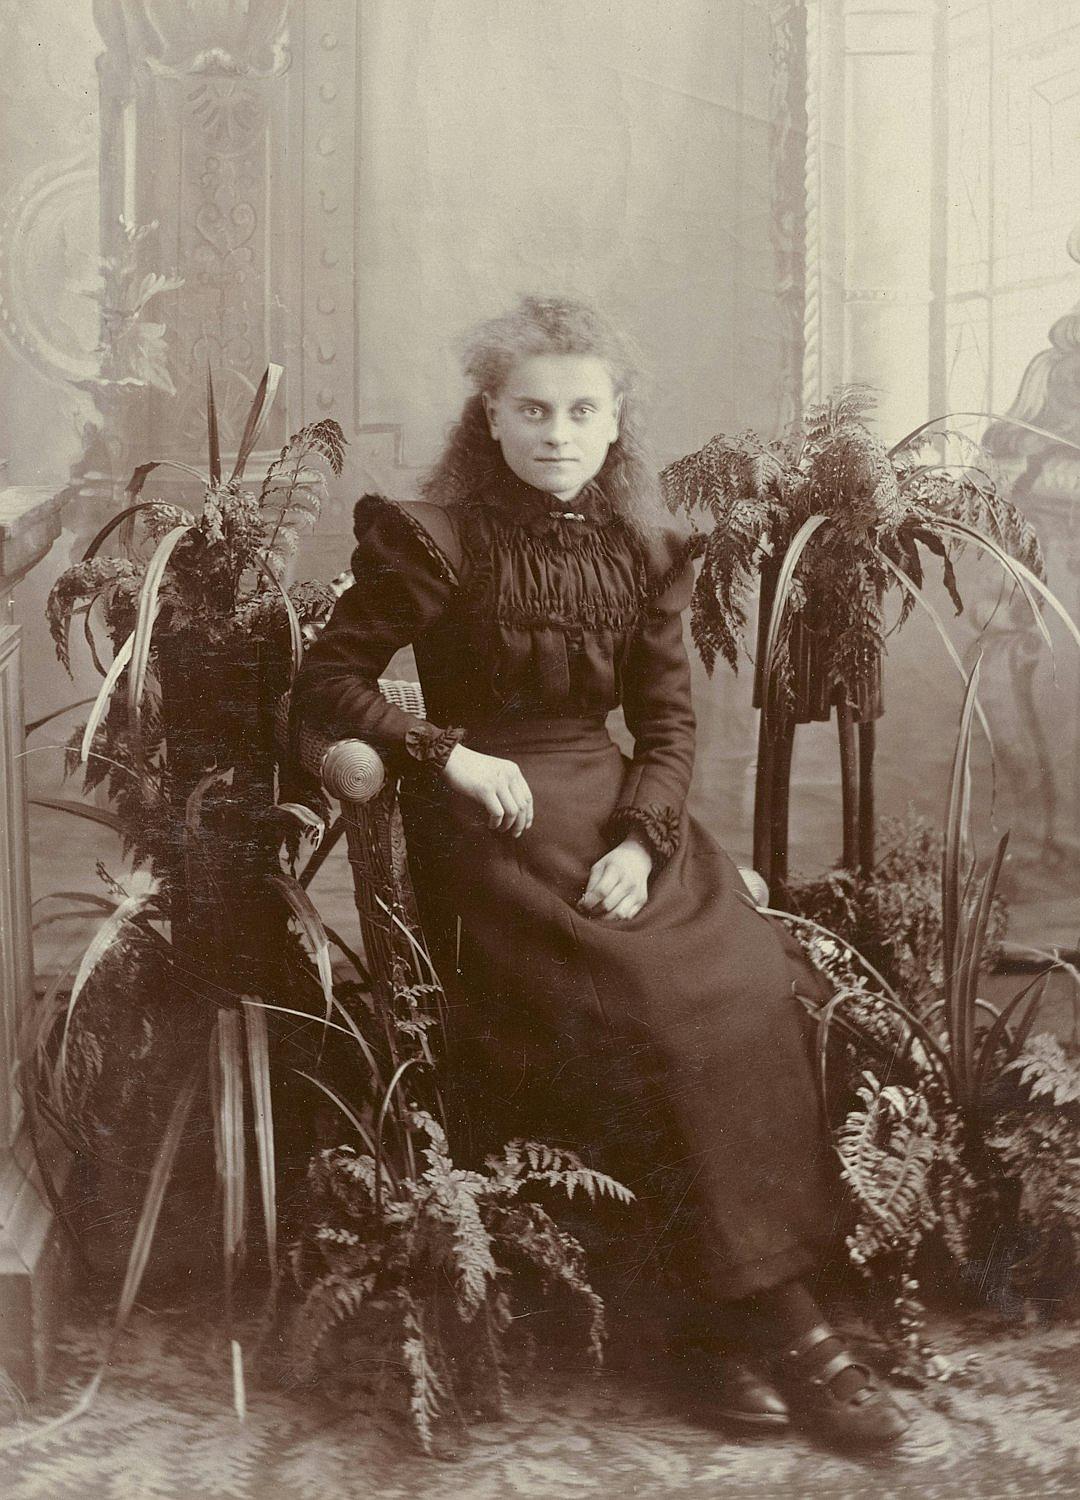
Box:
(441, 743, 534, 836)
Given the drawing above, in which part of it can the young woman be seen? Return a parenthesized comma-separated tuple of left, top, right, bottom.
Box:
(290, 296, 909, 1449)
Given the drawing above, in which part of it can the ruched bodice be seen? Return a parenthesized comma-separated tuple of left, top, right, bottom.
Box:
(292, 473, 698, 863)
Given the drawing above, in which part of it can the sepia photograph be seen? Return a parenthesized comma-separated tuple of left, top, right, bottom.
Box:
(0, 2, 1077, 1495)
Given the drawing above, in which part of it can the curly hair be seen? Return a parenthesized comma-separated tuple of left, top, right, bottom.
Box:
(421, 295, 666, 536)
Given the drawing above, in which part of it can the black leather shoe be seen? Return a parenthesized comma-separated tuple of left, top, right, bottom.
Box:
(711, 1355, 791, 1430)
(771, 1325, 910, 1450)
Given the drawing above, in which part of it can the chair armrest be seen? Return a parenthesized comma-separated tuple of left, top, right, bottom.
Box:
(304, 731, 388, 804)
(277, 709, 388, 805)
(275, 679, 428, 807)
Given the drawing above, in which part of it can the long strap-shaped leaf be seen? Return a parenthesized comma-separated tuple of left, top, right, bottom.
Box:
(294, 1067, 384, 1163)
(30, 797, 125, 834)
(254, 554, 303, 676)
(951, 833, 1008, 1105)
(757, 514, 829, 734)
(0, 1066, 201, 1451)
(879, 556, 995, 752)
(81, 624, 141, 764)
(83, 500, 196, 563)
(211, 1010, 246, 1352)
(889, 410, 1080, 461)
(762, 906, 952, 1084)
(941, 661, 982, 996)
(206, 365, 222, 487)
(265, 872, 334, 1021)
(124, 459, 207, 505)
(25, 697, 97, 736)
(60, 894, 157, 1082)
(375, 1057, 422, 1222)
(242, 1000, 277, 1298)
(934, 515, 1080, 656)
(127, 524, 194, 750)
(975, 968, 1054, 1103)
(231, 363, 283, 482)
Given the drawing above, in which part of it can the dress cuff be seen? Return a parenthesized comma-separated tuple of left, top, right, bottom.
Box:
(606, 804, 681, 867)
(404, 721, 465, 770)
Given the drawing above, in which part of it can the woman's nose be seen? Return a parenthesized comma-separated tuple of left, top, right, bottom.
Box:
(545, 413, 573, 447)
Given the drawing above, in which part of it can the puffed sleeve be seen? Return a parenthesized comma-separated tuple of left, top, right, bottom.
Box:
(288, 494, 463, 771)
(604, 530, 697, 867)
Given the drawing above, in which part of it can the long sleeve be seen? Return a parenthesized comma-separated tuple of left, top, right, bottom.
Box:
(289, 494, 462, 771)
(605, 535, 696, 866)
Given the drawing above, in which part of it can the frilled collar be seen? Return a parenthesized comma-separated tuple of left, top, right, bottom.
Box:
(471, 468, 616, 536)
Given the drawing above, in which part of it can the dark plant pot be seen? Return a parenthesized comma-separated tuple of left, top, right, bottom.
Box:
(752, 560, 884, 885)
(156, 632, 289, 792)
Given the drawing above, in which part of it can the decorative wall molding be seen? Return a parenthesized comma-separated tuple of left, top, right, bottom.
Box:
(0, 623, 30, 1151)
(92, 0, 295, 464)
(768, 0, 808, 432)
(0, 154, 100, 388)
(0, 488, 73, 1396)
(92, 0, 291, 80)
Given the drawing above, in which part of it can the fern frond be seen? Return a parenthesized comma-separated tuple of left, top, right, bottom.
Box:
(289, 1269, 376, 1381)
(488, 1201, 607, 1366)
(801, 384, 879, 454)
(400, 1299, 447, 1454)
(47, 558, 140, 673)
(1004, 1033, 1080, 1106)
(661, 432, 783, 523)
(486, 1139, 634, 1206)
(688, 512, 767, 673)
(838, 1073, 939, 1266)
(924, 476, 1046, 579)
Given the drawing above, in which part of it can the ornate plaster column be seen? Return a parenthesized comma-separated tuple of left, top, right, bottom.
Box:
(839, 0, 938, 438)
(89, 0, 293, 476)
(0, 487, 69, 1395)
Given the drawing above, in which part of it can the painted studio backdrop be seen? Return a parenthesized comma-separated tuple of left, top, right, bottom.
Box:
(4, 0, 1080, 954)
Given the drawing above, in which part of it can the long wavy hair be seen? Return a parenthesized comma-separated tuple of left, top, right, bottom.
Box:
(421, 295, 666, 536)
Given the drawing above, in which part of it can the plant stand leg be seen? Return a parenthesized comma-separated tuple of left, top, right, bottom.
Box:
(770, 717, 796, 893)
(753, 712, 775, 883)
(837, 701, 859, 870)
(858, 719, 876, 875)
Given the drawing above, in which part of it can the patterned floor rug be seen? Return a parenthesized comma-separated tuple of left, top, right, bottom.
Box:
(0, 1298, 1077, 1499)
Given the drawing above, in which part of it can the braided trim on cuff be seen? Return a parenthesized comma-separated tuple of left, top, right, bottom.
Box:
(606, 804, 681, 866)
(404, 721, 465, 769)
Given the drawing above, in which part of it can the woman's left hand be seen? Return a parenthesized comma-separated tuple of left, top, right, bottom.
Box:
(578, 836, 654, 922)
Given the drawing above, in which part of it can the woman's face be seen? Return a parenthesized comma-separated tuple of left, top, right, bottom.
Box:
(483, 354, 622, 502)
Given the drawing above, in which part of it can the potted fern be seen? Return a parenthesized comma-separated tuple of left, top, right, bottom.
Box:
(25, 367, 347, 1417)
(772, 667, 1080, 1376)
(22, 368, 630, 1449)
(290, 1111, 629, 1455)
(662, 387, 1077, 890)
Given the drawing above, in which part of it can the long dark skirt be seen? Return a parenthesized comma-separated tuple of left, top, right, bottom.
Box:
(401, 717, 837, 1304)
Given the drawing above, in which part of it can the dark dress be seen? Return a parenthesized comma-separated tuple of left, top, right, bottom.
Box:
(290, 471, 836, 1304)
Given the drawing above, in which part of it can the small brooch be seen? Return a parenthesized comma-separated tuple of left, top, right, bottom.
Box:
(550, 510, 587, 521)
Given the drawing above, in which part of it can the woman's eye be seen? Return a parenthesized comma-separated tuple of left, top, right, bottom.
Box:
(573, 406, 595, 418)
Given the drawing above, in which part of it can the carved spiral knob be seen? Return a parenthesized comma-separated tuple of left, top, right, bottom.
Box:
(320, 739, 387, 803)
